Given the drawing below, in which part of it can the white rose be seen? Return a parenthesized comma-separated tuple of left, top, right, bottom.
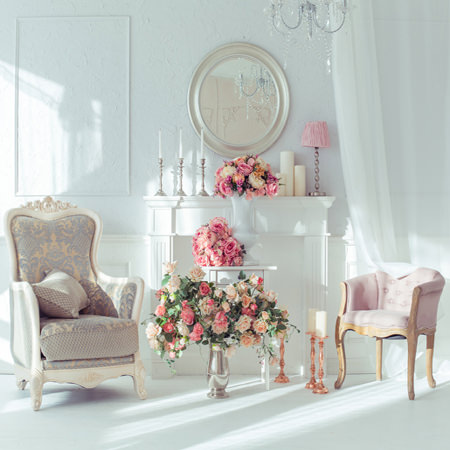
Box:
(249, 172, 265, 189)
(256, 157, 268, 170)
(222, 165, 237, 178)
(145, 323, 161, 339)
(163, 261, 177, 274)
(167, 274, 181, 293)
(188, 266, 206, 282)
(177, 321, 190, 336)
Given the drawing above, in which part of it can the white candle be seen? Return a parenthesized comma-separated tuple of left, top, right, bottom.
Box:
(158, 129, 162, 159)
(276, 172, 286, 196)
(294, 165, 306, 196)
(307, 308, 317, 333)
(315, 311, 327, 338)
(200, 128, 205, 159)
(280, 151, 294, 196)
(179, 128, 183, 159)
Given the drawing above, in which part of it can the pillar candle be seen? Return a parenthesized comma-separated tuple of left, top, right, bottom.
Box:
(276, 172, 286, 196)
(294, 165, 306, 196)
(315, 311, 327, 338)
(280, 151, 294, 196)
(307, 308, 317, 333)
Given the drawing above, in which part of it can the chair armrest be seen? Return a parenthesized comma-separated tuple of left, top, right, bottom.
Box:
(10, 281, 42, 370)
(341, 273, 378, 313)
(410, 275, 445, 330)
(97, 271, 144, 322)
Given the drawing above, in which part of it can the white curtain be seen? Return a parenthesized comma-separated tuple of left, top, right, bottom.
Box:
(333, 0, 450, 375)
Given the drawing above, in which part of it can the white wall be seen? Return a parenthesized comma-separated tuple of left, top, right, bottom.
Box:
(0, 0, 351, 376)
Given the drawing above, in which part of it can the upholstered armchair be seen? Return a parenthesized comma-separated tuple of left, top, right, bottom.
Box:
(5, 197, 147, 410)
(335, 268, 445, 400)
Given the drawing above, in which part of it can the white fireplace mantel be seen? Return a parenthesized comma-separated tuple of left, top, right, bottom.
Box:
(143, 195, 335, 376)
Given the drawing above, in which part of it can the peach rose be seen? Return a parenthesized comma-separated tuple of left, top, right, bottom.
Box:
(221, 301, 230, 312)
(236, 314, 252, 333)
(215, 288, 224, 299)
(261, 311, 270, 321)
(155, 304, 166, 317)
(240, 332, 254, 348)
(188, 266, 205, 282)
(253, 334, 262, 345)
(249, 172, 264, 189)
(241, 294, 252, 308)
(237, 281, 248, 295)
(167, 275, 181, 293)
(163, 261, 177, 274)
(253, 318, 268, 334)
(225, 284, 237, 301)
(176, 321, 189, 336)
(249, 274, 259, 286)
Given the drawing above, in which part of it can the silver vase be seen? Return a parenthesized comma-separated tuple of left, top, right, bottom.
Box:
(207, 345, 230, 399)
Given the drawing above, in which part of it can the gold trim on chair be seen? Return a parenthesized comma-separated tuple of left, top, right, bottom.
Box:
(21, 196, 77, 213)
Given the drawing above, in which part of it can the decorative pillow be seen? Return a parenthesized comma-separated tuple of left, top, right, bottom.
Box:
(32, 269, 90, 319)
(79, 279, 119, 318)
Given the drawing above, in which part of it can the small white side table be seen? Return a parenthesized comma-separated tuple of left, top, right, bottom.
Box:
(202, 265, 278, 390)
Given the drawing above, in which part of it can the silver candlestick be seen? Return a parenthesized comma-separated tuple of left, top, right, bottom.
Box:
(154, 158, 167, 196)
(308, 147, 326, 196)
(197, 158, 209, 196)
(176, 157, 187, 196)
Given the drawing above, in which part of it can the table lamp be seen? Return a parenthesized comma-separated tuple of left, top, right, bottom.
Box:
(301, 121, 330, 196)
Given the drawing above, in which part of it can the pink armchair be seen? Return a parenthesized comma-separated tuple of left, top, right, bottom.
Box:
(334, 268, 445, 399)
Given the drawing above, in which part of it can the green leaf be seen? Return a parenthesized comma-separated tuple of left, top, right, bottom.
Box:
(238, 270, 246, 280)
(161, 274, 170, 286)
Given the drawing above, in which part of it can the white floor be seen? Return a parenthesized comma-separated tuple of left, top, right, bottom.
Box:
(0, 372, 449, 450)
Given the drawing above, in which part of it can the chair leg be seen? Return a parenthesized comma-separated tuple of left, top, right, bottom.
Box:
(426, 333, 436, 389)
(376, 338, 383, 381)
(335, 326, 347, 389)
(133, 355, 148, 400)
(407, 334, 418, 400)
(30, 370, 43, 411)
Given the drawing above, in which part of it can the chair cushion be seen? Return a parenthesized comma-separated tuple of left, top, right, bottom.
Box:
(343, 309, 409, 330)
(79, 279, 118, 318)
(40, 315, 139, 361)
(33, 270, 89, 319)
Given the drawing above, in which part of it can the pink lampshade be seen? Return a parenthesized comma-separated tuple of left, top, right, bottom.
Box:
(301, 121, 330, 148)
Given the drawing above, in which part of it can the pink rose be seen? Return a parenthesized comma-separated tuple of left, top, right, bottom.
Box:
(266, 182, 278, 198)
(247, 157, 255, 166)
(212, 311, 229, 334)
(163, 322, 175, 333)
(237, 163, 253, 176)
(169, 351, 176, 359)
(199, 282, 211, 296)
(223, 237, 239, 257)
(242, 307, 256, 316)
(195, 254, 210, 267)
(155, 304, 166, 317)
(209, 217, 230, 237)
(233, 256, 243, 266)
(189, 323, 204, 342)
(181, 305, 195, 325)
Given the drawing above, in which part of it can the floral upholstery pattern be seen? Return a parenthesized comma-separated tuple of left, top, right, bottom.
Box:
(40, 315, 139, 361)
(79, 279, 118, 318)
(10, 215, 96, 283)
(101, 281, 137, 319)
(43, 355, 135, 370)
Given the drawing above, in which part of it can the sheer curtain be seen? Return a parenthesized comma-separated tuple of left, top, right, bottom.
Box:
(333, 0, 450, 375)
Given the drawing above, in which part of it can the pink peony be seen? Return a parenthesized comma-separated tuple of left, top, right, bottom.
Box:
(199, 282, 211, 296)
(155, 304, 166, 317)
(218, 179, 232, 197)
(223, 237, 239, 258)
(189, 323, 204, 342)
(209, 217, 230, 237)
(237, 162, 253, 176)
(194, 254, 210, 267)
(163, 322, 175, 333)
(266, 182, 278, 198)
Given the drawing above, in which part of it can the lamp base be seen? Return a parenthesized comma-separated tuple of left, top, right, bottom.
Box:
(308, 191, 326, 197)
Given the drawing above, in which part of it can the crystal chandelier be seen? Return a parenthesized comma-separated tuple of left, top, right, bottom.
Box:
(269, 0, 348, 39)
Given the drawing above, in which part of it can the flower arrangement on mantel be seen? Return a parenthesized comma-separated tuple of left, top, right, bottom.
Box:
(192, 217, 244, 267)
(144, 262, 298, 369)
(214, 154, 279, 199)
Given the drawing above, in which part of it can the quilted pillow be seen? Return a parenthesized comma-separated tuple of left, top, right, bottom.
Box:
(79, 279, 119, 318)
(32, 269, 90, 319)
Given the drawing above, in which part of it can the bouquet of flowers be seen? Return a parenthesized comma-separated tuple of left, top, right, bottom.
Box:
(214, 154, 279, 199)
(192, 217, 244, 267)
(144, 262, 298, 369)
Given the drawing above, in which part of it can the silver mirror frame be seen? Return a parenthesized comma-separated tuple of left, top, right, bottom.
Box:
(188, 43, 290, 158)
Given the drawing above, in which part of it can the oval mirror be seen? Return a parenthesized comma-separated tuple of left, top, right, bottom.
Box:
(188, 43, 289, 157)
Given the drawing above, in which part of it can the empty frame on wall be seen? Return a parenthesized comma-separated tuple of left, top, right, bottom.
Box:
(15, 17, 130, 196)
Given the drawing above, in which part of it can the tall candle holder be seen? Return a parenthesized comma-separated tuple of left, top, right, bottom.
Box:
(154, 158, 167, 196)
(274, 337, 289, 383)
(305, 332, 317, 389)
(197, 158, 209, 196)
(176, 157, 187, 196)
(312, 335, 329, 394)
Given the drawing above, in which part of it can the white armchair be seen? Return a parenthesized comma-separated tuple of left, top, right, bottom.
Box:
(5, 196, 147, 410)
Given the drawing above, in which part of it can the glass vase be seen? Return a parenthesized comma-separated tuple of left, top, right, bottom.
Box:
(207, 344, 230, 399)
